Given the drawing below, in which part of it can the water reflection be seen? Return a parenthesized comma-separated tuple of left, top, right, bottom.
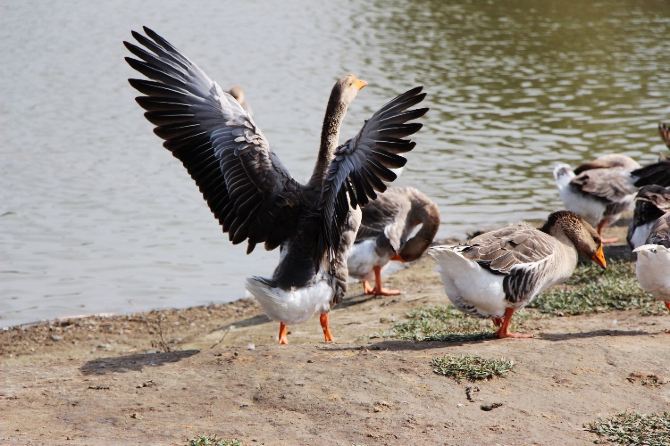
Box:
(1, 0, 668, 326)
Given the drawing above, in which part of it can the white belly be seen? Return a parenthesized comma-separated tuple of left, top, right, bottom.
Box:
(245, 276, 334, 324)
(347, 239, 390, 280)
(629, 222, 654, 250)
(430, 246, 507, 318)
(634, 245, 670, 300)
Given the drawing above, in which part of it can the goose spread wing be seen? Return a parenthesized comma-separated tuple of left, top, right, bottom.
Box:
(570, 169, 637, 203)
(125, 27, 303, 254)
(318, 87, 428, 255)
(461, 224, 555, 275)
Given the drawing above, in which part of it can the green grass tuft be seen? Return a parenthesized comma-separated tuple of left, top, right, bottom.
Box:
(387, 305, 529, 342)
(585, 412, 670, 446)
(188, 436, 241, 446)
(530, 260, 664, 316)
(431, 355, 514, 382)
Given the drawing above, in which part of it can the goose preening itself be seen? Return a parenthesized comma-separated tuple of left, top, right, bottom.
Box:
(553, 150, 670, 244)
(553, 155, 640, 243)
(627, 185, 670, 250)
(124, 27, 428, 345)
(633, 213, 670, 313)
(347, 186, 440, 295)
(429, 211, 606, 339)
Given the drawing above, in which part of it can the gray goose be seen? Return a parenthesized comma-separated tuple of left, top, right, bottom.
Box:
(347, 186, 440, 295)
(627, 185, 670, 249)
(124, 27, 428, 344)
(633, 212, 670, 313)
(429, 211, 606, 339)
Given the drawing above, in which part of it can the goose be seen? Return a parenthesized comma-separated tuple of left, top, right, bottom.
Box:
(124, 27, 428, 344)
(347, 186, 440, 295)
(633, 213, 670, 313)
(553, 155, 640, 243)
(627, 185, 670, 250)
(429, 211, 606, 339)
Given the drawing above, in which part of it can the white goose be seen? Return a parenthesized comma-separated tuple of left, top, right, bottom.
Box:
(429, 211, 606, 338)
(633, 213, 670, 314)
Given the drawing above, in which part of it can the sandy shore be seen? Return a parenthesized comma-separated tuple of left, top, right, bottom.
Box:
(2, 226, 669, 445)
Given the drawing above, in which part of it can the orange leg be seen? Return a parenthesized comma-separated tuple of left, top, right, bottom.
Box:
(366, 265, 400, 296)
(596, 220, 619, 244)
(278, 322, 289, 345)
(665, 301, 670, 312)
(320, 313, 334, 343)
(496, 308, 533, 339)
(362, 280, 374, 295)
(491, 317, 503, 328)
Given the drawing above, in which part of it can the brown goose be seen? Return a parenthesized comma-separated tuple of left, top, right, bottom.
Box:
(429, 211, 606, 338)
(627, 185, 670, 249)
(347, 186, 440, 295)
(124, 27, 428, 345)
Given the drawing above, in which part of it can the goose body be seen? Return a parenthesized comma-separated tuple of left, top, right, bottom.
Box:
(633, 213, 670, 311)
(348, 186, 439, 295)
(627, 185, 670, 249)
(125, 27, 428, 344)
(430, 211, 606, 338)
(553, 156, 639, 235)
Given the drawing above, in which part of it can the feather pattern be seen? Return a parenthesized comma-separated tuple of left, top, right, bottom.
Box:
(319, 88, 428, 257)
(125, 27, 303, 254)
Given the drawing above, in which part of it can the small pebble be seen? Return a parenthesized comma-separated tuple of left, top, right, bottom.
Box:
(50, 335, 63, 342)
(247, 343, 255, 351)
(480, 402, 503, 411)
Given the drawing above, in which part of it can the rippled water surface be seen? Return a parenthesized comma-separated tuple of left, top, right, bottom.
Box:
(2, 0, 669, 327)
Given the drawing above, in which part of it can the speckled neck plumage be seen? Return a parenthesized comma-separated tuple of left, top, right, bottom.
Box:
(308, 89, 349, 188)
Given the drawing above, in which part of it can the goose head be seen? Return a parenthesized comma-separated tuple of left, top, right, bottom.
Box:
(541, 210, 607, 269)
(332, 74, 367, 106)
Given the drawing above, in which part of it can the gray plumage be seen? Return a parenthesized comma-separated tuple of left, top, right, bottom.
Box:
(355, 186, 440, 261)
(124, 27, 428, 304)
(647, 213, 670, 248)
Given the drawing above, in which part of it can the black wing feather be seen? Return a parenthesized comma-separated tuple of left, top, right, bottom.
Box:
(125, 27, 304, 253)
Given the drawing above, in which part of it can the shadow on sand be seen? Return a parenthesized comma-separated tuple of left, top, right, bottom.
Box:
(80, 349, 200, 375)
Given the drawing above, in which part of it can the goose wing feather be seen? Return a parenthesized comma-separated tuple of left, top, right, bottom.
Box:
(125, 27, 303, 253)
(461, 224, 555, 275)
(569, 168, 637, 203)
(319, 87, 428, 256)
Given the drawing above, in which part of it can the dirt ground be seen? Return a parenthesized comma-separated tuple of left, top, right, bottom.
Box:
(2, 230, 669, 446)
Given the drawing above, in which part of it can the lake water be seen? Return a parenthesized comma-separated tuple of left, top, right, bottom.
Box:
(1, 0, 669, 327)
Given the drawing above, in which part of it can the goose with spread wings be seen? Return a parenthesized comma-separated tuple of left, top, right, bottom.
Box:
(124, 27, 428, 344)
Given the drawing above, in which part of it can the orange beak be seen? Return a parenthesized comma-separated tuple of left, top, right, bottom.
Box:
(390, 253, 404, 262)
(591, 245, 607, 269)
(353, 78, 368, 90)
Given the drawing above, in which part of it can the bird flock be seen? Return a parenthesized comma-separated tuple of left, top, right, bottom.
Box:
(125, 27, 670, 345)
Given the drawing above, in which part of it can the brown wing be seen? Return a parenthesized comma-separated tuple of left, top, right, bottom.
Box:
(461, 224, 555, 274)
(570, 168, 636, 204)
